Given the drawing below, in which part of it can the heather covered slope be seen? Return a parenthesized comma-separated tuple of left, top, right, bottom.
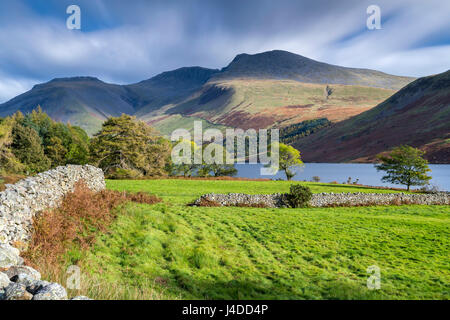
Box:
(293, 70, 450, 163)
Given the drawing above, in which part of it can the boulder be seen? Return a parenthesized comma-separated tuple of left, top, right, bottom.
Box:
(2, 282, 33, 300)
(0, 243, 23, 269)
(32, 282, 68, 300)
(6, 265, 41, 280)
(26, 280, 51, 295)
(0, 272, 11, 289)
(11, 273, 36, 287)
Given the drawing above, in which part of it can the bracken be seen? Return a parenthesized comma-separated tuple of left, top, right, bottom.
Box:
(22, 181, 161, 272)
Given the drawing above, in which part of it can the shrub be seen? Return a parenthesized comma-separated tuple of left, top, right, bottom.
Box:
(287, 184, 312, 208)
(196, 198, 221, 207)
(125, 192, 161, 204)
(107, 168, 142, 179)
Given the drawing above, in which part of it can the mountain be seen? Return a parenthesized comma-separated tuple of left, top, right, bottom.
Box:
(292, 70, 450, 163)
(213, 50, 413, 90)
(0, 77, 136, 135)
(141, 51, 414, 133)
(0, 50, 415, 135)
(150, 79, 398, 132)
(0, 68, 218, 135)
(129, 67, 219, 115)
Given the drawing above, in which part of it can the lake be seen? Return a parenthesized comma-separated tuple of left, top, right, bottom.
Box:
(235, 163, 450, 191)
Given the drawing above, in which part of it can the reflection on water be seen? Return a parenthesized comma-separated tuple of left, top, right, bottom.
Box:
(235, 163, 450, 191)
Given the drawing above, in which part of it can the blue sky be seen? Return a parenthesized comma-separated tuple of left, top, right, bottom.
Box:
(0, 0, 449, 102)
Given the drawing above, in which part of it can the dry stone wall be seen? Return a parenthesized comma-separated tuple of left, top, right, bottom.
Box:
(194, 192, 450, 208)
(0, 165, 106, 246)
(0, 165, 104, 300)
(0, 242, 91, 300)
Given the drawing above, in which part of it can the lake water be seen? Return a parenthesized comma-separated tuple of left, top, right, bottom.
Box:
(235, 163, 450, 191)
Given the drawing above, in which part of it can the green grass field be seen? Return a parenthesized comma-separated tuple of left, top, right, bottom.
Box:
(71, 180, 449, 300)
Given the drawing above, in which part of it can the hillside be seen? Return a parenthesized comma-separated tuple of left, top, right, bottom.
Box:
(213, 50, 413, 90)
(129, 67, 219, 116)
(0, 68, 218, 135)
(0, 50, 414, 135)
(150, 79, 397, 133)
(0, 77, 135, 135)
(293, 70, 450, 163)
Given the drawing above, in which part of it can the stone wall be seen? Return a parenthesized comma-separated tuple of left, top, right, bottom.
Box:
(0, 165, 106, 245)
(0, 242, 91, 300)
(194, 192, 450, 208)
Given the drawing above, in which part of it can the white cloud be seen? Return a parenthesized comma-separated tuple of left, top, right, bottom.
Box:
(0, 73, 36, 102)
(0, 0, 448, 103)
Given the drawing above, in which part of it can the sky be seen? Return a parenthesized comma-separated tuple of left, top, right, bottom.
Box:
(0, 0, 449, 103)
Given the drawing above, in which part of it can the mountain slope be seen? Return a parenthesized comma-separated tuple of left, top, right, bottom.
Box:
(152, 79, 396, 131)
(292, 70, 450, 163)
(128, 67, 219, 115)
(0, 50, 415, 135)
(212, 50, 413, 90)
(138, 51, 415, 132)
(0, 77, 137, 135)
(0, 68, 218, 135)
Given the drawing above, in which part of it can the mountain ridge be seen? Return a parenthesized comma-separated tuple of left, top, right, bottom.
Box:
(0, 49, 416, 136)
(213, 50, 414, 90)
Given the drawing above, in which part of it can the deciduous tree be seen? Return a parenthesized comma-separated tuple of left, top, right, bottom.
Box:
(375, 145, 432, 191)
(90, 114, 171, 178)
(267, 142, 303, 180)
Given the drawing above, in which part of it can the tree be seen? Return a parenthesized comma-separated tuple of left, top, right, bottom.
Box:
(198, 143, 237, 177)
(170, 140, 201, 177)
(324, 85, 333, 100)
(375, 145, 432, 191)
(11, 122, 51, 174)
(0, 116, 26, 174)
(267, 142, 303, 180)
(17, 108, 91, 167)
(0, 108, 92, 175)
(90, 114, 171, 178)
(65, 125, 90, 165)
(45, 136, 67, 166)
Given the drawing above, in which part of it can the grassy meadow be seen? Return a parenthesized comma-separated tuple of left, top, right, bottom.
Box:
(59, 179, 449, 300)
